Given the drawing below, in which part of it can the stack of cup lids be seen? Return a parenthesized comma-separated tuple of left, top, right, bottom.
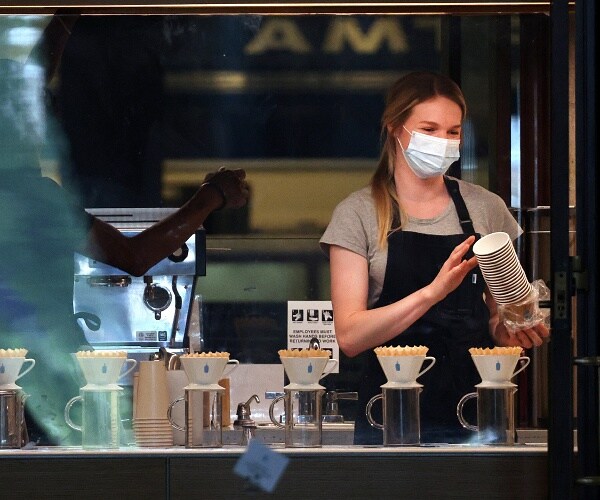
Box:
(133, 361, 173, 447)
(473, 232, 532, 305)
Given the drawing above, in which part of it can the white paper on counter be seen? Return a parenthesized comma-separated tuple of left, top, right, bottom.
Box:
(287, 300, 339, 371)
(234, 440, 289, 493)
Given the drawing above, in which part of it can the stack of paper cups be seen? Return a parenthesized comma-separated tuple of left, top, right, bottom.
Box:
(473, 232, 532, 305)
(133, 361, 173, 447)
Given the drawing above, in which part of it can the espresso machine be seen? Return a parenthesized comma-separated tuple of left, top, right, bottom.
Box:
(73, 208, 206, 384)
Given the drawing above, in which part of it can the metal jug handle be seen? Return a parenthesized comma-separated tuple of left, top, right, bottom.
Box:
(167, 397, 185, 431)
(19, 392, 30, 447)
(456, 392, 478, 431)
(365, 394, 384, 430)
(268, 394, 286, 429)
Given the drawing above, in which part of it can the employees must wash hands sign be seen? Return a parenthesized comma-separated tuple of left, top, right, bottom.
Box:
(287, 300, 339, 371)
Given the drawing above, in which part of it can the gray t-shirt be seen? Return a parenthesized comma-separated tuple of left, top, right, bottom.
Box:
(320, 177, 523, 308)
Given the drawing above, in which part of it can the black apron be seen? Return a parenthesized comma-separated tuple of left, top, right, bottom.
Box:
(354, 176, 494, 444)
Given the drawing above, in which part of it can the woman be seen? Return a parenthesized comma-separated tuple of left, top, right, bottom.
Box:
(320, 71, 549, 444)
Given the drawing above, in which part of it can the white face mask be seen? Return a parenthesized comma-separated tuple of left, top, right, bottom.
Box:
(398, 126, 461, 179)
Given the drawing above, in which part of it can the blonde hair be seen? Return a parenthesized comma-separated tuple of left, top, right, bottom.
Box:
(371, 71, 467, 249)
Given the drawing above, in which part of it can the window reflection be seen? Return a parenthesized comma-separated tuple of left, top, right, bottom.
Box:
(50, 15, 444, 234)
(1, 13, 524, 236)
(0, 10, 551, 435)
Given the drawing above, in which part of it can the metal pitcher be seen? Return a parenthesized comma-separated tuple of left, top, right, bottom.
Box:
(366, 387, 422, 446)
(0, 389, 29, 449)
(269, 388, 324, 448)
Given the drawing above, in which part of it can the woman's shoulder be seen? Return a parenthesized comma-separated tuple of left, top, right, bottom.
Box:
(340, 185, 373, 204)
(332, 185, 374, 216)
(453, 177, 500, 200)
(451, 177, 521, 237)
(321, 185, 376, 252)
(453, 177, 508, 209)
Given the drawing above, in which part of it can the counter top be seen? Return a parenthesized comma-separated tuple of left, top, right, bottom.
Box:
(0, 442, 548, 499)
(1, 442, 547, 457)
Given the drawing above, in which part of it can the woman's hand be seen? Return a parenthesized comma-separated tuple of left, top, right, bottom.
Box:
(423, 235, 478, 303)
(330, 236, 481, 358)
(495, 321, 550, 349)
(486, 292, 551, 349)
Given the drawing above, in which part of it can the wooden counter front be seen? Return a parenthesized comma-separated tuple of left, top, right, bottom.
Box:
(0, 445, 547, 499)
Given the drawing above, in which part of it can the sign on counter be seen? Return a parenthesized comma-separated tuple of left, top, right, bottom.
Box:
(287, 300, 339, 372)
(234, 440, 289, 493)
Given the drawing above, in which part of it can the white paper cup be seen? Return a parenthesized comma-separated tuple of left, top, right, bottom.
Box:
(473, 232, 511, 257)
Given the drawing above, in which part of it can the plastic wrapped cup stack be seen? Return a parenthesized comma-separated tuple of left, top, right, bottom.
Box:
(473, 232, 532, 305)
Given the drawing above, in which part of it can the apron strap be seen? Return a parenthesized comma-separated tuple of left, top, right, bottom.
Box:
(443, 176, 476, 235)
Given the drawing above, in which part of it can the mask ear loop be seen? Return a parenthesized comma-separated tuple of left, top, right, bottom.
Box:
(397, 136, 407, 149)
(397, 125, 414, 153)
(396, 136, 409, 157)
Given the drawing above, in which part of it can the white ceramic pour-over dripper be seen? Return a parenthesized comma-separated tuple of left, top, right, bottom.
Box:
(0, 357, 36, 389)
(280, 356, 338, 390)
(179, 357, 239, 389)
(376, 355, 436, 388)
(75, 356, 137, 389)
(471, 354, 530, 387)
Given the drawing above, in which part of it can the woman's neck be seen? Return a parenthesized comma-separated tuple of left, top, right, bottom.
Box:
(394, 166, 450, 219)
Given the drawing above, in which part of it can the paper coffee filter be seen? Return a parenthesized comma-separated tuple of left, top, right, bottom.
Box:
(76, 350, 127, 358)
(469, 346, 523, 356)
(0, 348, 27, 357)
(278, 348, 331, 358)
(181, 351, 230, 358)
(374, 345, 429, 356)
